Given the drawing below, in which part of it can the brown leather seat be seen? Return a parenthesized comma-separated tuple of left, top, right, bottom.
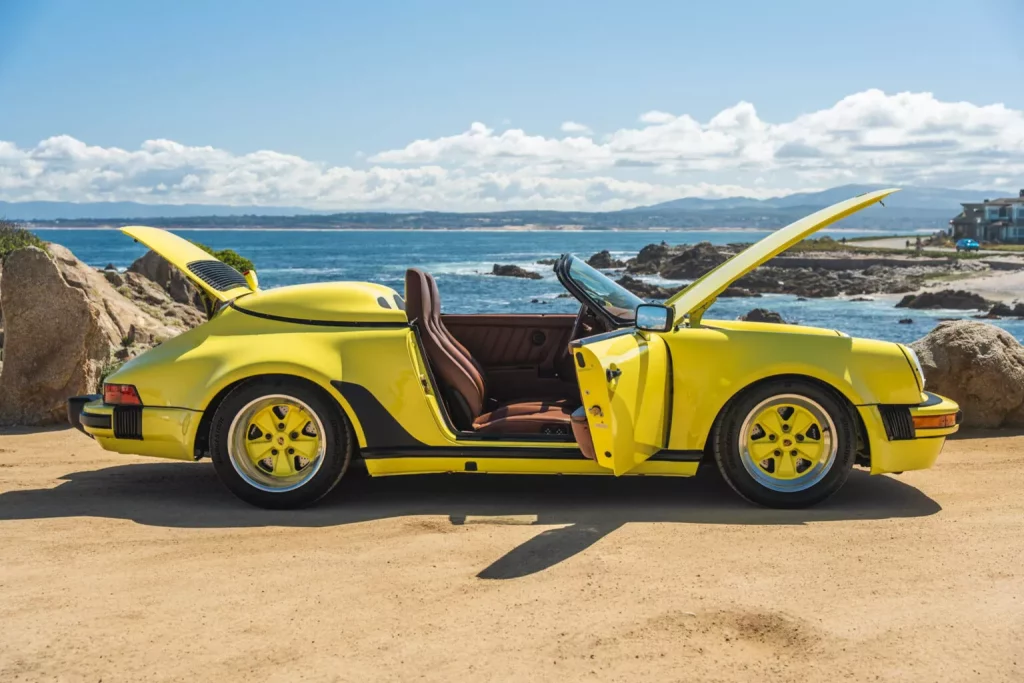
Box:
(405, 268, 576, 435)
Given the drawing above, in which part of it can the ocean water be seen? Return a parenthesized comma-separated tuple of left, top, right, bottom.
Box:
(31, 227, 1024, 344)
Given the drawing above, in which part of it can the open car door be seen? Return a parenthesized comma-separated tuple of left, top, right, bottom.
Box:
(120, 226, 255, 306)
(572, 330, 670, 475)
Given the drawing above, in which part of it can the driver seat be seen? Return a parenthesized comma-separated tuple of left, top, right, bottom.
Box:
(405, 269, 577, 435)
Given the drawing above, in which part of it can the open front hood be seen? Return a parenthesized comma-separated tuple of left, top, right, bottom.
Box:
(665, 188, 899, 326)
(121, 226, 254, 303)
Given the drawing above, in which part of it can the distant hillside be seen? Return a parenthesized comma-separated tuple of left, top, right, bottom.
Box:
(642, 184, 1010, 212)
(7, 184, 1004, 231)
(0, 201, 333, 220)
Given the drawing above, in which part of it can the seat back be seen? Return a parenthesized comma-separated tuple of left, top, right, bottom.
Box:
(405, 269, 485, 427)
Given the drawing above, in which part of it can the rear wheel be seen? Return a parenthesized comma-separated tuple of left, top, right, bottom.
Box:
(210, 378, 351, 509)
(712, 379, 855, 508)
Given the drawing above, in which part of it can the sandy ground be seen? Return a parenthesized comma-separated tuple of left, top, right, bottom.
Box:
(1, 428, 1022, 682)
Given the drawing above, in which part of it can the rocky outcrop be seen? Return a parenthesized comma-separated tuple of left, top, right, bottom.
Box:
(910, 321, 1024, 429)
(586, 250, 625, 269)
(896, 290, 990, 310)
(659, 242, 728, 280)
(616, 275, 678, 299)
(986, 302, 1024, 318)
(128, 250, 205, 311)
(492, 264, 542, 279)
(0, 245, 184, 426)
(739, 308, 788, 324)
(103, 269, 206, 330)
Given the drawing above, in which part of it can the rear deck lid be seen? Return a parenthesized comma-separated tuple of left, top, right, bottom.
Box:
(120, 226, 254, 303)
(665, 188, 899, 326)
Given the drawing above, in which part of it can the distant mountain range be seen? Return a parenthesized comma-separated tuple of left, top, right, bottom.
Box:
(638, 184, 1010, 212)
(5, 184, 1014, 231)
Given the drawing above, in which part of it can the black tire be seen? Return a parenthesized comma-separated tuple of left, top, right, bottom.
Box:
(210, 377, 351, 509)
(711, 378, 856, 508)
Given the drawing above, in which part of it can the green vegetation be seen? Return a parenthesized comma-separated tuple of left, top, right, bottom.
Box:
(785, 236, 991, 260)
(190, 241, 255, 273)
(0, 220, 47, 262)
(97, 359, 125, 390)
(982, 244, 1024, 253)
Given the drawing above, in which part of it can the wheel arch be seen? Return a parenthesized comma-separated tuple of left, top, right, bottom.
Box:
(193, 371, 367, 459)
(701, 373, 867, 461)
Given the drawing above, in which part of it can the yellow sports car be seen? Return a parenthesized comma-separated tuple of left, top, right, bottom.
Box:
(67, 189, 961, 509)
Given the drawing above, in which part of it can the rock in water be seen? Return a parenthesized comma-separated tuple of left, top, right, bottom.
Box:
(910, 320, 1024, 429)
(896, 290, 990, 310)
(491, 264, 542, 279)
(586, 250, 625, 269)
(129, 250, 205, 311)
(739, 308, 788, 324)
(0, 245, 182, 426)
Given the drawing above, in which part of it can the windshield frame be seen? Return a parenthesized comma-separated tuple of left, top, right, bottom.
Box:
(554, 254, 644, 328)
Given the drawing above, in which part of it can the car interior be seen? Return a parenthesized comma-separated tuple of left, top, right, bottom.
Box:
(404, 268, 611, 452)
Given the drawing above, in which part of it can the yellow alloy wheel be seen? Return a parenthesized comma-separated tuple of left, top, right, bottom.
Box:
(738, 393, 838, 493)
(227, 394, 327, 493)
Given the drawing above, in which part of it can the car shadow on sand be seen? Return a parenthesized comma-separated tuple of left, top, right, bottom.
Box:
(0, 461, 941, 579)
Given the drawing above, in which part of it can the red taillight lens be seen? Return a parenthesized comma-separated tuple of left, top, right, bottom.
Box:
(103, 383, 142, 405)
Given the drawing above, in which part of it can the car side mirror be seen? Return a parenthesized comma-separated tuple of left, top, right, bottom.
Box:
(635, 303, 673, 332)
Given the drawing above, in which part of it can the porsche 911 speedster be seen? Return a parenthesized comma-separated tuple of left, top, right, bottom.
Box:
(67, 189, 961, 509)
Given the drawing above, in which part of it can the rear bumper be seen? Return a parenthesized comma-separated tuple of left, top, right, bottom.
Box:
(859, 392, 961, 475)
(66, 395, 198, 461)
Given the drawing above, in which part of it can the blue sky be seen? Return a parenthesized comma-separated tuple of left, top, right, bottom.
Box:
(0, 0, 1022, 210)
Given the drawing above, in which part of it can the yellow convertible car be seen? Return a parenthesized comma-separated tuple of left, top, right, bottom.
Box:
(67, 189, 960, 509)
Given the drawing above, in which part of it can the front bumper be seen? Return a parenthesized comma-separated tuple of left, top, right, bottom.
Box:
(67, 395, 199, 461)
(859, 391, 961, 475)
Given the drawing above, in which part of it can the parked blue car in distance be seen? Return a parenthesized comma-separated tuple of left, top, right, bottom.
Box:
(956, 238, 980, 252)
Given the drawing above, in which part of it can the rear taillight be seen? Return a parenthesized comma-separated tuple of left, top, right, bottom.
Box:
(104, 383, 142, 406)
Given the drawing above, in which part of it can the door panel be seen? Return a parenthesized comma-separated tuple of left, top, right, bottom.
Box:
(442, 314, 577, 401)
(573, 330, 670, 475)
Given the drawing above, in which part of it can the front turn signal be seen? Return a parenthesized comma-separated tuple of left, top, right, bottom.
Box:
(912, 413, 957, 429)
(104, 383, 142, 406)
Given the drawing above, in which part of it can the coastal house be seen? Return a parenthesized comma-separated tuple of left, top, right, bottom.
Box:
(950, 190, 1024, 243)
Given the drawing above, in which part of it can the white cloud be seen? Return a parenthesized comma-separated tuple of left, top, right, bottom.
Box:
(2, 90, 1023, 211)
(560, 121, 593, 135)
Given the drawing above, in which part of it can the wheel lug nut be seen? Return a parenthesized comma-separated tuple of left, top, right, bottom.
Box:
(768, 434, 776, 441)
(271, 448, 279, 456)
(796, 434, 804, 442)
(773, 449, 781, 456)
(287, 447, 295, 455)
(265, 434, 272, 440)
(782, 424, 790, 432)
(278, 423, 285, 430)
(290, 432, 299, 440)
(790, 449, 798, 456)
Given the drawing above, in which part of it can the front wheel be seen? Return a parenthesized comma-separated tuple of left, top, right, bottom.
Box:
(712, 379, 856, 508)
(210, 377, 352, 509)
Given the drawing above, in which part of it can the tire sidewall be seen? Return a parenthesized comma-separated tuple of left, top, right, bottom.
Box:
(714, 379, 856, 508)
(210, 378, 351, 509)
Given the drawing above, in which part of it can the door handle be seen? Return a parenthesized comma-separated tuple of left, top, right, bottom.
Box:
(606, 367, 622, 382)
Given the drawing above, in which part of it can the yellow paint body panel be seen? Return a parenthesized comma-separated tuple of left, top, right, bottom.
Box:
(84, 400, 198, 461)
(573, 331, 670, 475)
(234, 281, 407, 324)
(121, 226, 253, 303)
(365, 457, 698, 477)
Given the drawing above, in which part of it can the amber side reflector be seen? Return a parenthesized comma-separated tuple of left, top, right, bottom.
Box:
(913, 413, 957, 429)
(104, 383, 142, 406)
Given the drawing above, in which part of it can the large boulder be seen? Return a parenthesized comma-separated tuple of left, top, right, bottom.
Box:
(910, 320, 1024, 429)
(0, 245, 182, 426)
(128, 250, 205, 311)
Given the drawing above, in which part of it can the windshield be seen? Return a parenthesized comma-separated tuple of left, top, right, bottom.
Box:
(565, 256, 644, 324)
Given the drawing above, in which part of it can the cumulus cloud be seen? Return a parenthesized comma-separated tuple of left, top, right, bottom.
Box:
(560, 121, 593, 135)
(2, 90, 1022, 211)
